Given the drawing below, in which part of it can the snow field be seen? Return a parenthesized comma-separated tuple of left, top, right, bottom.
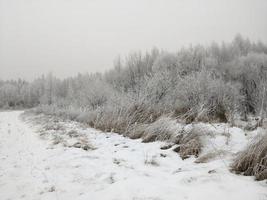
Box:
(0, 111, 266, 200)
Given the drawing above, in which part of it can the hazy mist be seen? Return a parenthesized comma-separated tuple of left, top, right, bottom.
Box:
(0, 0, 267, 80)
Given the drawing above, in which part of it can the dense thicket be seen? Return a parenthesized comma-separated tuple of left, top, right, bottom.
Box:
(1, 35, 267, 130)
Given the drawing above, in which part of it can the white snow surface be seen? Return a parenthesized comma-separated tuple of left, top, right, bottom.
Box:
(0, 111, 266, 200)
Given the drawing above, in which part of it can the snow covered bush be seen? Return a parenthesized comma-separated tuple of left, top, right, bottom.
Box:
(76, 78, 113, 110)
(0, 83, 20, 108)
(231, 132, 267, 180)
(174, 70, 243, 123)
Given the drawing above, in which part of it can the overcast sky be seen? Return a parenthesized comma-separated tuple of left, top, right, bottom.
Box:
(0, 0, 267, 80)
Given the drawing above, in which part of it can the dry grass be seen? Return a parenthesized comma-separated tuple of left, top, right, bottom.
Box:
(24, 110, 95, 151)
(43, 123, 65, 131)
(88, 104, 158, 134)
(231, 132, 267, 181)
(173, 126, 203, 160)
(195, 150, 228, 163)
(179, 138, 202, 160)
(127, 117, 178, 142)
(30, 105, 206, 160)
(128, 124, 147, 139)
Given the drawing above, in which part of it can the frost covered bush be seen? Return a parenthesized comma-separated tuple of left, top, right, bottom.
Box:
(174, 70, 242, 123)
(75, 78, 113, 110)
(140, 70, 176, 111)
(231, 132, 267, 180)
(230, 53, 267, 118)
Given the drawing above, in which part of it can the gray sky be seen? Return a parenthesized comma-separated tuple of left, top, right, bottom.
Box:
(0, 0, 267, 80)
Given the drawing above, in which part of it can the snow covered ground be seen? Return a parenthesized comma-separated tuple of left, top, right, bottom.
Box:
(0, 111, 266, 200)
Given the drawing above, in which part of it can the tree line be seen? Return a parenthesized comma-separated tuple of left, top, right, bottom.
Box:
(1, 35, 267, 129)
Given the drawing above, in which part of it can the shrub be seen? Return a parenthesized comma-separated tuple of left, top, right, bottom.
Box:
(174, 70, 243, 123)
